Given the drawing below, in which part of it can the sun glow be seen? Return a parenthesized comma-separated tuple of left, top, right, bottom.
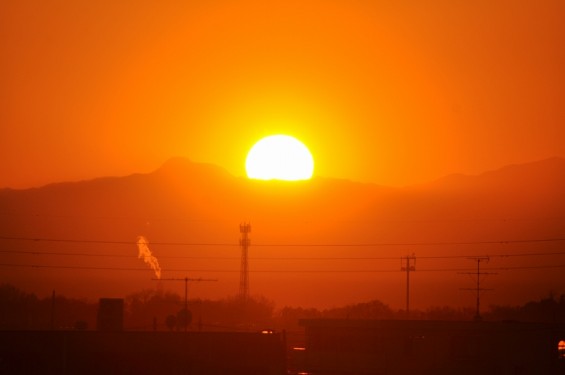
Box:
(246, 135, 314, 181)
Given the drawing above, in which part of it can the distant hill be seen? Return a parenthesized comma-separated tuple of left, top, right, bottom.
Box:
(422, 157, 565, 193)
(0, 157, 564, 309)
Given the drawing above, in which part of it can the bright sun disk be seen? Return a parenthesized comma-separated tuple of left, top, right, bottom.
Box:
(246, 135, 314, 181)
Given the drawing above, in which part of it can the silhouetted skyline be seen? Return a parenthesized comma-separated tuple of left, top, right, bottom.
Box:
(1, 157, 563, 310)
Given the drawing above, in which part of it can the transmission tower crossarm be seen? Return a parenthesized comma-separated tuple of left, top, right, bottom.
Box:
(459, 256, 497, 321)
(400, 254, 416, 317)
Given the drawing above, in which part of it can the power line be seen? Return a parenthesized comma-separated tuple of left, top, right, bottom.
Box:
(2, 248, 565, 260)
(0, 236, 235, 247)
(0, 263, 405, 273)
(1, 262, 565, 273)
(1, 235, 564, 248)
(2, 211, 562, 224)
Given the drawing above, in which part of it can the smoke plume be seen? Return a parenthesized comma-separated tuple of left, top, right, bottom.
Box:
(136, 236, 161, 279)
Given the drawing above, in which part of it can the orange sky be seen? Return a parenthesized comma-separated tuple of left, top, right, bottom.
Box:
(1, 0, 564, 189)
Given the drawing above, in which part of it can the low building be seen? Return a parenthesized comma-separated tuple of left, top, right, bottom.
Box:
(298, 319, 565, 374)
(0, 330, 286, 374)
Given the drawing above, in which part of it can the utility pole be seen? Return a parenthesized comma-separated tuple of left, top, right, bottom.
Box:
(50, 290, 55, 330)
(401, 254, 416, 317)
(459, 257, 496, 321)
(155, 277, 217, 331)
(239, 223, 251, 301)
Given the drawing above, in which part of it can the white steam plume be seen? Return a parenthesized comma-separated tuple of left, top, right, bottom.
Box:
(136, 236, 161, 279)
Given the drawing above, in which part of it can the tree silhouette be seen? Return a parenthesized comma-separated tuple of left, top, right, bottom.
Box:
(176, 308, 192, 331)
(165, 314, 177, 331)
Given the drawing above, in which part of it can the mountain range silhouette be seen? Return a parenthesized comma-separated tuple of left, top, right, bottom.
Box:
(1, 157, 563, 308)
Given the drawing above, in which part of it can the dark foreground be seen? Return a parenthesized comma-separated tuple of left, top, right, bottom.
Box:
(0, 330, 286, 375)
(2, 319, 565, 375)
(296, 319, 565, 375)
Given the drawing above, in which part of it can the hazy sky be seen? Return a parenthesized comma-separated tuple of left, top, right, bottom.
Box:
(1, 0, 564, 189)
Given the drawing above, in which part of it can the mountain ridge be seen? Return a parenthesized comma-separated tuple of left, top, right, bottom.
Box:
(3, 156, 563, 193)
(0, 156, 563, 308)
(423, 157, 565, 191)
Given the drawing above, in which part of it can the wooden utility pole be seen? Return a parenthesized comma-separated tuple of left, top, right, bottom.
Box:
(155, 277, 217, 331)
(459, 257, 496, 321)
(401, 254, 416, 317)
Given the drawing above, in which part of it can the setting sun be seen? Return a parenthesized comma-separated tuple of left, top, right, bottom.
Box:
(246, 135, 314, 181)
(1, 1, 564, 372)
